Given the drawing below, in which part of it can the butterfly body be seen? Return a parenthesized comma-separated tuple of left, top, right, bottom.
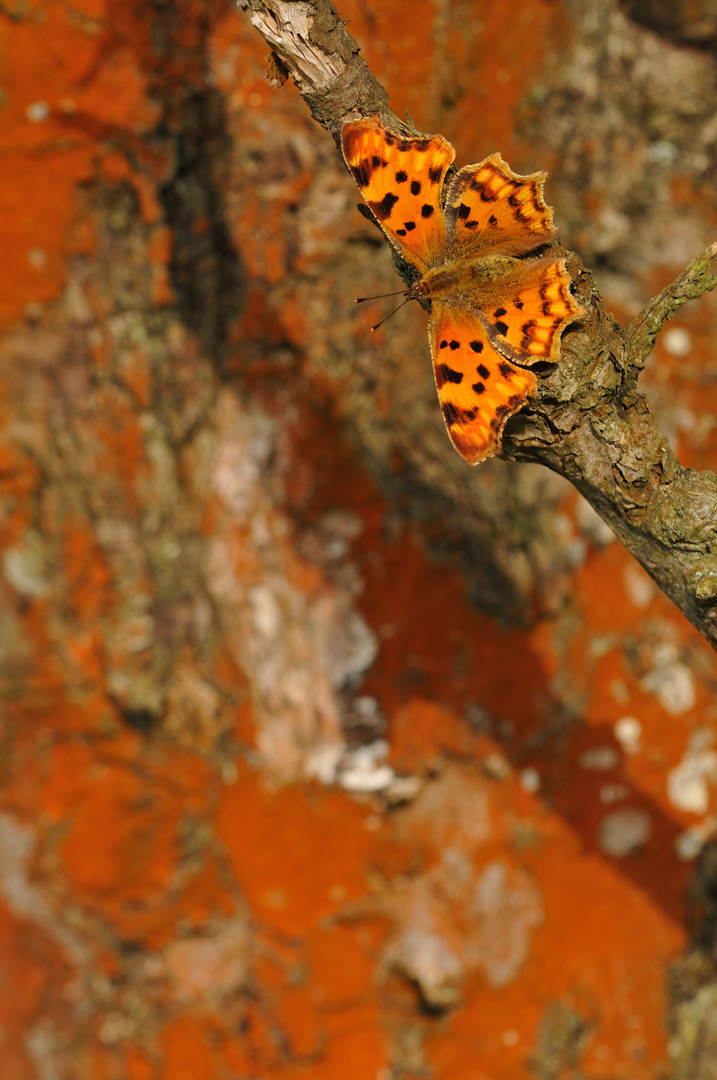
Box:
(341, 116, 584, 465)
(410, 253, 551, 300)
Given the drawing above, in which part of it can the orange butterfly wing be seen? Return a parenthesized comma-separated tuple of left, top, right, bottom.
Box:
(341, 116, 454, 272)
(482, 257, 580, 364)
(445, 154, 556, 257)
(429, 302, 538, 464)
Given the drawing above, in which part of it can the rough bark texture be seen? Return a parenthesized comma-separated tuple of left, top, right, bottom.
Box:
(2, 1, 717, 1078)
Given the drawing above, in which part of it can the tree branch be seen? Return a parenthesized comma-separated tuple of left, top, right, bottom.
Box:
(624, 241, 717, 367)
(240, 0, 717, 650)
(240, 0, 389, 127)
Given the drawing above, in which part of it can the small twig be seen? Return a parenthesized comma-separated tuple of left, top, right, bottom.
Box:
(625, 241, 717, 367)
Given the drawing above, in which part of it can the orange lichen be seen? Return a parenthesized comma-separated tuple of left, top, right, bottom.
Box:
(125, 1046, 154, 1080)
(215, 761, 375, 936)
(41, 739, 217, 944)
(158, 1015, 217, 1080)
(307, 922, 385, 1008)
(319, 1003, 388, 1078)
(389, 696, 480, 772)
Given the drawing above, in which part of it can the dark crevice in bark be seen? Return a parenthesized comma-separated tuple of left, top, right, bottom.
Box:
(158, 87, 246, 362)
(619, 0, 717, 48)
(142, 0, 246, 363)
(371, 464, 550, 626)
(113, 704, 161, 734)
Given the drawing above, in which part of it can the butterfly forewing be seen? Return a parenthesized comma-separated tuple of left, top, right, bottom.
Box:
(429, 302, 538, 464)
(341, 117, 455, 272)
(445, 154, 555, 257)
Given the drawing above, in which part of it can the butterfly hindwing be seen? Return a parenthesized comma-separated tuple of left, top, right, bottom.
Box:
(444, 154, 556, 257)
(341, 116, 455, 272)
(429, 302, 538, 464)
(473, 256, 582, 366)
(487, 257, 581, 363)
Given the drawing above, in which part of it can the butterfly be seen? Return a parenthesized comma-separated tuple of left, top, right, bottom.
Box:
(341, 115, 584, 464)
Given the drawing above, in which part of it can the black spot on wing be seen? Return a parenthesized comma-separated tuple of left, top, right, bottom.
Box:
(429, 165, 442, 183)
(464, 221, 479, 230)
(443, 402, 459, 425)
(371, 155, 387, 169)
(411, 180, 421, 195)
(350, 162, 372, 188)
(395, 170, 408, 183)
(507, 191, 531, 224)
(457, 203, 470, 220)
(515, 300, 524, 310)
(494, 320, 509, 337)
(421, 204, 434, 219)
(370, 191, 400, 221)
(436, 364, 464, 388)
(488, 214, 498, 225)
(443, 402, 478, 426)
(477, 363, 490, 379)
(469, 340, 483, 353)
(498, 362, 514, 379)
(404, 221, 416, 231)
(490, 397, 522, 431)
(493, 307, 507, 318)
(472, 382, 485, 395)
(396, 229, 406, 236)
(448, 340, 460, 350)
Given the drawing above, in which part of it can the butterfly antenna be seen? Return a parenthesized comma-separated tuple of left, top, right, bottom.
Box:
(371, 297, 412, 332)
(355, 289, 408, 303)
